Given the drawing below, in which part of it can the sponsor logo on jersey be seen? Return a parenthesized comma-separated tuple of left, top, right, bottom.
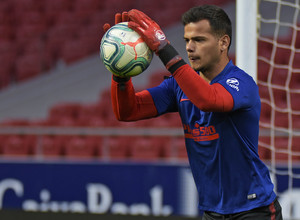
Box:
(183, 123, 219, 142)
(226, 78, 239, 91)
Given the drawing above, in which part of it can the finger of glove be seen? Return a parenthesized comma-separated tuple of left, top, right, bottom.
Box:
(128, 9, 151, 29)
(129, 21, 156, 51)
(103, 23, 111, 33)
(115, 13, 122, 24)
(122, 12, 129, 22)
(128, 21, 143, 34)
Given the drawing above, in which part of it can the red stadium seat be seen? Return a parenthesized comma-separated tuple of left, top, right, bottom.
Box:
(130, 137, 162, 161)
(271, 68, 288, 87)
(289, 72, 300, 90)
(274, 47, 291, 65)
(44, 0, 74, 13)
(292, 52, 300, 68)
(61, 39, 89, 64)
(0, 25, 14, 41)
(2, 135, 34, 157)
(64, 136, 96, 159)
(290, 92, 300, 111)
(260, 102, 271, 124)
(34, 135, 64, 157)
(258, 136, 271, 161)
(174, 137, 188, 160)
(104, 137, 131, 160)
(257, 60, 270, 82)
(258, 85, 270, 100)
(15, 53, 43, 82)
(272, 88, 287, 109)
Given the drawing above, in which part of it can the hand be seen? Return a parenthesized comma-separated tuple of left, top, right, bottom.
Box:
(103, 12, 131, 82)
(128, 9, 169, 53)
(103, 12, 129, 33)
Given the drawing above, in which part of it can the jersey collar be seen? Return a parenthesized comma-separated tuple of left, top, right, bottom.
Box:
(210, 60, 235, 84)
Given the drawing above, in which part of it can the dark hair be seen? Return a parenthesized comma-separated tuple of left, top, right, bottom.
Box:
(182, 5, 232, 49)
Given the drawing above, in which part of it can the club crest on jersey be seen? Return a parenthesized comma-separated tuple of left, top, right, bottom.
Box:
(226, 78, 239, 91)
(155, 30, 166, 40)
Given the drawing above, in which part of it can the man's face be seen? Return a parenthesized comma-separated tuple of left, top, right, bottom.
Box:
(184, 19, 222, 73)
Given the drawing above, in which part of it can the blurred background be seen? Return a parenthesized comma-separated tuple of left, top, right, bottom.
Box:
(0, 0, 299, 219)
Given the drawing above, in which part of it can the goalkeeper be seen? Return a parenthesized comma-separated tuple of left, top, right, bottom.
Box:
(103, 5, 282, 220)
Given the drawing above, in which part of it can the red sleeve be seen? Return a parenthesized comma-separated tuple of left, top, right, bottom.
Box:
(111, 77, 158, 121)
(173, 64, 234, 112)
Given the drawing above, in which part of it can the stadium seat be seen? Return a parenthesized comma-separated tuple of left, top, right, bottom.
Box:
(289, 72, 300, 90)
(292, 137, 300, 161)
(272, 88, 287, 109)
(44, 0, 74, 13)
(173, 138, 188, 160)
(271, 68, 288, 87)
(15, 24, 47, 44)
(260, 102, 271, 124)
(104, 137, 131, 160)
(2, 135, 34, 157)
(61, 39, 89, 64)
(0, 69, 10, 89)
(274, 137, 289, 161)
(34, 135, 64, 157)
(274, 47, 291, 65)
(258, 136, 271, 161)
(13, 0, 44, 13)
(77, 24, 100, 54)
(290, 93, 300, 111)
(64, 136, 97, 159)
(258, 40, 273, 60)
(15, 53, 43, 82)
(130, 137, 162, 161)
(258, 85, 270, 100)
(274, 111, 289, 128)
(0, 25, 14, 41)
(292, 114, 300, 129)
(73, 0, 103, 21)
(257, 60, 270, 82)
(292, 52, 300, 68)
(49, 103, 82, 121)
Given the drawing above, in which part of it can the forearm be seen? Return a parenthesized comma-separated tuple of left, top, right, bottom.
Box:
(111, 77, 158, 121)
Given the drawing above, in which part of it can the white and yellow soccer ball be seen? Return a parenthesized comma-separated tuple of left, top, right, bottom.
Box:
(100, 22, 153, 78)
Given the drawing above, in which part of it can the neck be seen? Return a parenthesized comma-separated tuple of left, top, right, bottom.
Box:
(201, 56, 230, 83)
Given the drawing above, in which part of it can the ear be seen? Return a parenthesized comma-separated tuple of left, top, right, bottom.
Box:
(219, 35, 230, 52)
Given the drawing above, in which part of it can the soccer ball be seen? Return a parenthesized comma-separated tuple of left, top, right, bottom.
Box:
(100, 22, 153, 78)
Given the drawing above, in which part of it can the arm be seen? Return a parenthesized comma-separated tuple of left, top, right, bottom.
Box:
(173, 64, 233, 112)
(111, 76, 158, 121)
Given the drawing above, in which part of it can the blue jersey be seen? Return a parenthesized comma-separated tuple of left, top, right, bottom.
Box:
(147, 61, 276, 214)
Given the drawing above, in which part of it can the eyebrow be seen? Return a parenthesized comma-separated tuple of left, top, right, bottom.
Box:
(183, 36, 207, 41)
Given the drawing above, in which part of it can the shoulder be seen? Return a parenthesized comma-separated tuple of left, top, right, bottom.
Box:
(221, 65, 258, 93)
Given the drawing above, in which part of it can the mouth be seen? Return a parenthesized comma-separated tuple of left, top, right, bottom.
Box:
(188, 56, 200, 63)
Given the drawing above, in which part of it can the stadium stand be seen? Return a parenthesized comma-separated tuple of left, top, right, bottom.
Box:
(1, 0, 299, 163)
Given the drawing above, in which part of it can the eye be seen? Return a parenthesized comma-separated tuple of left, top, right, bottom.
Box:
(194, 37, 205, 43)
(184, 38, 190, 43)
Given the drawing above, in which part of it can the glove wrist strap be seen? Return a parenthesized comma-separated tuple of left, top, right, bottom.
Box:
(158, 44, 186, 74)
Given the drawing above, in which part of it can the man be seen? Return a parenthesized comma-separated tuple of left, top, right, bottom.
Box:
(103, 5, 282, 219)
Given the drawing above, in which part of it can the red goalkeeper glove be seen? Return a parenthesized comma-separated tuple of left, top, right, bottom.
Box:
(128, 9, 169, 53)
(128, 9, 186, 74)
(103, 12, 129, 33)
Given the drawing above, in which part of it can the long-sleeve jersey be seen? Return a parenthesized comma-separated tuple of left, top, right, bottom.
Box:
(111, 60, 276, 214)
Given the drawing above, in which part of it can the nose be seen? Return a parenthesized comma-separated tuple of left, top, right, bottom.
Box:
(186, 41, 195, 52)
